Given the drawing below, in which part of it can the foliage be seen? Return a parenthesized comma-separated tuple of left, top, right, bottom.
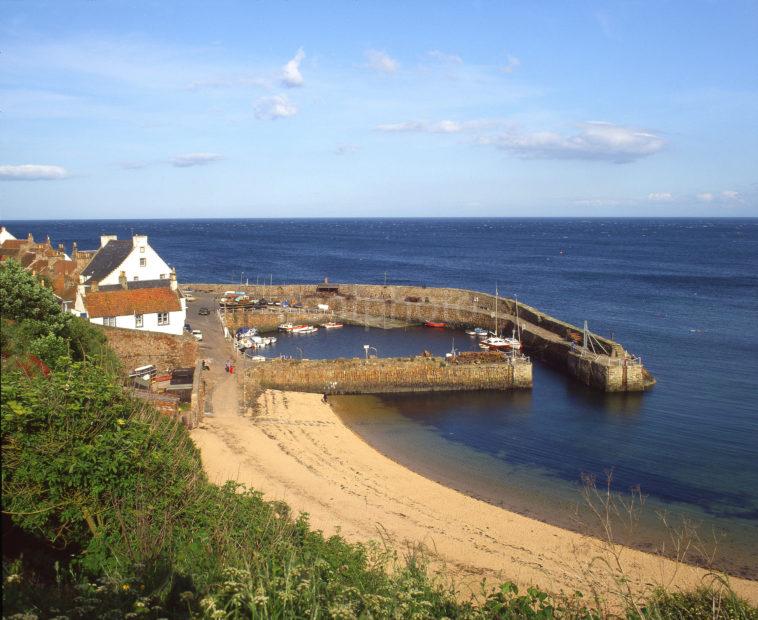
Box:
(2, 262, 757, 619)
(0, 258, 117, 366)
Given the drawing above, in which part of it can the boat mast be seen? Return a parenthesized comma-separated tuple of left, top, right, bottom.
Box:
(494, 284, 499, 336)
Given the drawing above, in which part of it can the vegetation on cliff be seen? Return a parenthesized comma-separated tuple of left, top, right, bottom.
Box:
(1, 259, 756, 618)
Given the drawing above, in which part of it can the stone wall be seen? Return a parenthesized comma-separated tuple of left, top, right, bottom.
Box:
(101, 325, 198, 372)
(193, 282, 654, 392)
(243, 356, 532, 395)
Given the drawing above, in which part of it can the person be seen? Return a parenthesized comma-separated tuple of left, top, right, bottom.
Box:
(224, 360, 230, 373)
(322, 393, 328, 403)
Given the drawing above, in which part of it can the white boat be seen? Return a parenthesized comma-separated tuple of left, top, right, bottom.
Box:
(248, 355, 266, 362)
(480, 331, 522, 351)
(465, 327, 488, 337)
(278, 323, 295, 331)
(321, 322, 344, 329)
(293, 325, 318, 334)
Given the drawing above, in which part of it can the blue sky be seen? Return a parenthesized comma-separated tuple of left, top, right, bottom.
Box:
(1, 0, 757, 218)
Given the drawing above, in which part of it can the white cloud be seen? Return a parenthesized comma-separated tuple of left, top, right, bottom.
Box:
(0, 164, 67, 181)
(281, 48, 305, 87)
(721, 190, 741, 200)
(484, 122, 665, 163)
(254, 94, 298, 120)
(501, 54, 521, 74)
(335, 144, 360, 156)
(366, 49, 398, 74)
(647, 192, 674, 202)
(170, 153, 224, 167)
(427, 50, 463, 65)
(376, 119, 495, 134)
(119, 161, 150, 170)
(697, 192, 715, 202)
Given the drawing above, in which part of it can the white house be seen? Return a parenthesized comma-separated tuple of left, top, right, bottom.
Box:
(79, 234, 172, 285)
(74, 234, 187, 335)
(0, 226, 17, 244)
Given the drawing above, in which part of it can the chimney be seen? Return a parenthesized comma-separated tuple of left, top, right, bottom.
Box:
(119, 270, 128, 289)
(169, 267, 178, 291)
(46, 235, 51, 246)
(72, 241, 78, 258)
(91, 280, 99, 292)
(132, 234, 148, 248)
(57, 243, 65, 254)
(27, 233, 33, 242)
(100, 234, 117, 248)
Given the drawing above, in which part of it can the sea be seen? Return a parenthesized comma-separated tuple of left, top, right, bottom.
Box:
(6, 218, 758, 576)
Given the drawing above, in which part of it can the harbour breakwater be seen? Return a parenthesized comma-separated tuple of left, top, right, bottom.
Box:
(242, 355, 532, 396)
(193, 283, 655, 392)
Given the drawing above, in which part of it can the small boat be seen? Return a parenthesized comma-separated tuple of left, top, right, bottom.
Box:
(480, 331, 522, 351)
(292, 325, 318, 334)
(321, 322, 344, 329)
(278, 323, 294, 331)
(247, 354, 266, 362)
(424, 321, 446, 328)
(465, 327, 488, 337)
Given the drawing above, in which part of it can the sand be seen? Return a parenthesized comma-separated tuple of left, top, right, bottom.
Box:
(191, 375, 758, 606)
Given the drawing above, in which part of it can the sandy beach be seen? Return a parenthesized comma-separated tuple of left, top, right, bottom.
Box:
(191, 375, 758, 605)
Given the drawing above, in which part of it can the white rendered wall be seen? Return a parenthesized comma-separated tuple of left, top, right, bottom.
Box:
(89, 307, 185, 336)
(98, 240, 171, 285)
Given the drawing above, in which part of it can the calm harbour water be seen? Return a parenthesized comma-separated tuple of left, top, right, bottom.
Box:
(7, 218, 758, 575)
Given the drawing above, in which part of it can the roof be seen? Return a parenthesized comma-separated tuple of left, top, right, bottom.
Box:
(84, 286, 182, 318)
(97, 279, 171, 292)
(80, 239, 133, 281)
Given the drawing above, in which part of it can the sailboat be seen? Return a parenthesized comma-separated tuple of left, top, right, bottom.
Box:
(480, 287, 523, 351)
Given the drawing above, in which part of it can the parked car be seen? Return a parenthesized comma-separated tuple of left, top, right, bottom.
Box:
(198, 307, 210, 316)
(184, 294, 196, 302)
(184, 323, 192, 332)
(191, 329, 203, 341)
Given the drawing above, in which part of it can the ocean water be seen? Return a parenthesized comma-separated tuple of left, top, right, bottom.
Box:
(7, 218, 758, 575)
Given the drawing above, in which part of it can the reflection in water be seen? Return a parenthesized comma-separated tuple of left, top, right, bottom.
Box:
(248, 323, 757, 576)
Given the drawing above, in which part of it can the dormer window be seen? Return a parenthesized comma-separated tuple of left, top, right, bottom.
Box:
(140, 258, 146, 267)
(140, 246, 145, 253)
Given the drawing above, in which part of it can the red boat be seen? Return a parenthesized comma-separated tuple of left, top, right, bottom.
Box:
(424, 321, 446, 328)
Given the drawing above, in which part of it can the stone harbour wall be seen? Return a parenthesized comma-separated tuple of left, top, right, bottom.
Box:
(193, 282, 654, 392)
(243, 356, 532, 395)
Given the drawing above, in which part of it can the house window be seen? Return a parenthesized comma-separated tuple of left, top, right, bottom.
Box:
(140, 246, 145, 253)
(135, 314, 144, 328)
(140, 258, 147, 267)
(133, 276, 139, 281)
(157, 312, 169, 326)
(104, 317, 116, 327)
(159, 273, 166, 279)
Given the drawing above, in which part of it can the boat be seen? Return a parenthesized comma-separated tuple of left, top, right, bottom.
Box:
(246, 354, 266, 362)
(465, 327, 488, 337)
(292, 325, 318, 334)
(278, 323, 294, 331)
(321, 322, 344, 329)
(480, 330, 522, 351)
(424, 321, 446, 328)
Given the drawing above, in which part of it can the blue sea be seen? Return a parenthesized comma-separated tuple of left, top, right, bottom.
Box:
(7, 218, 758, 576)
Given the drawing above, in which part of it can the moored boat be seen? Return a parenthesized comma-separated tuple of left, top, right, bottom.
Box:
(424, 321, 446, 328)
(292, 325, 318, 334)
(278, 323, 294, 331)
(321, 322, 344, 329)
(465, 327, 488, 337)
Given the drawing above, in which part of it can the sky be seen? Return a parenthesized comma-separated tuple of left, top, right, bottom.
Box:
(1, 0, 757, 218)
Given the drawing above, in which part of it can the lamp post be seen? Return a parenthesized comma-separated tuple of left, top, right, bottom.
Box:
(363, 344, 370, 360)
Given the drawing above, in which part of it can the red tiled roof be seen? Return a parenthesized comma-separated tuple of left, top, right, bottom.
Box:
(85, 287, 182, 318)
(0, 239, 26, 249)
